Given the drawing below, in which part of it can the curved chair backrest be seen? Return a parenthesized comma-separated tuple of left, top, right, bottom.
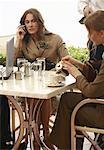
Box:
(71, 98, 104, 150)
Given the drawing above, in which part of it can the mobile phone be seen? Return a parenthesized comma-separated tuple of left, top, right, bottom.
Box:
(19, 25, 27, 35)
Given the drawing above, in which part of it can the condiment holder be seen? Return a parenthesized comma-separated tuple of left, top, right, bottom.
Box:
(15, 71, 23, 80)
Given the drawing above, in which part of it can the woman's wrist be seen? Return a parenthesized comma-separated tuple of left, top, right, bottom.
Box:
(14, 37, 23, 49)
(68, 65, 82, 78)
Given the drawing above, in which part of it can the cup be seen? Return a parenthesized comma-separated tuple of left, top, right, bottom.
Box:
(49, 74, 65, 84)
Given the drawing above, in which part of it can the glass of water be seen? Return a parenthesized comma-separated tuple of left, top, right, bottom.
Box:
(32, 61, 42, 71)
(17, 58, 28, 68)
(31, 61, 42, 79)
(17, 58, 28, 73)
(36, 58, 46, 71)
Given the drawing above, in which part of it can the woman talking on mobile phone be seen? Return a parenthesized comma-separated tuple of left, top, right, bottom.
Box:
(14, 8, 68, 149)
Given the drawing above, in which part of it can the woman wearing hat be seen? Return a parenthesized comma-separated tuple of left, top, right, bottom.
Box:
(14, 8, 68, 149)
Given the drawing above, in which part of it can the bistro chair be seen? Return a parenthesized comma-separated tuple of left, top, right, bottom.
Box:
(71, 98, 104, 150)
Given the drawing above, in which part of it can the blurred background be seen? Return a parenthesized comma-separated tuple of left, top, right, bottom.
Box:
(0, 0, 88, 48)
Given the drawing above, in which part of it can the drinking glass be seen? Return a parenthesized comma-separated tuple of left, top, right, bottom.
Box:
(17, 58, 27, 67)
(17, 58, 28, 71)
(32, 61, 42, 71)
(31, 61, 42, 79)
(36, 58, 46, 71)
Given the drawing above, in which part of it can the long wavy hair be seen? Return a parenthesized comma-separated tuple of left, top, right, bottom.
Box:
(20, 8, 45, 43)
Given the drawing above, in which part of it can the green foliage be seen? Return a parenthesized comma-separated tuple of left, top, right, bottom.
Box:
(0, 54, 6, 66)
(67, 46, 89, 62)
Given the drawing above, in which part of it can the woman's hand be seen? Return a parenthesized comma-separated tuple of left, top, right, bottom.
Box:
(61, 59, 82, 78)
(16, 25, 26, 40)
(14, 25, 26, 49)
(61, 55, 78, 65)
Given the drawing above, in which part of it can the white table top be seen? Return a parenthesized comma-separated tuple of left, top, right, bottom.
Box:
(0, 70, 76, 99)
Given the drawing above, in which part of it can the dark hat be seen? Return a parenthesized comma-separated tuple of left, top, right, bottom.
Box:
(79, 16, 86, 24)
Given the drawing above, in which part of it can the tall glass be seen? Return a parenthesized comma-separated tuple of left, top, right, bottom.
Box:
(36, 58, 46, 71)
(31, 61, 42, 80)
(32, 61, 42, 71)
(17, 58, 28, 71)
(36, 58, 46, 83)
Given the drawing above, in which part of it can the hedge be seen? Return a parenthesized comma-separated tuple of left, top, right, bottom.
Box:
(67, 45, 89, 62)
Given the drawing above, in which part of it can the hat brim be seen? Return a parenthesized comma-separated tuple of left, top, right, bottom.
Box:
(79, 16, 86, 24)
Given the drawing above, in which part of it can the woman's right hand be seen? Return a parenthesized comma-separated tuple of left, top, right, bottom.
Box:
(16, 25, 26, 40)
(61, 55, 84, 71)
(14, 25, 26, 49)
(61, 55, 76, 65)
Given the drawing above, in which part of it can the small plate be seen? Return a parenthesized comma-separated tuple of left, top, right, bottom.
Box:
(47, 82, 65, 87)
